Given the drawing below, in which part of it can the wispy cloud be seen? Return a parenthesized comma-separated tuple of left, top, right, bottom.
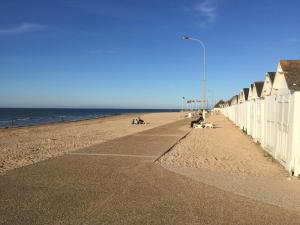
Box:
(0, 23, 44, 35)
(189, 0, 221, 27)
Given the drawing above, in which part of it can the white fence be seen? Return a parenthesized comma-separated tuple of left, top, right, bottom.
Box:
(220, 93, 300, 176)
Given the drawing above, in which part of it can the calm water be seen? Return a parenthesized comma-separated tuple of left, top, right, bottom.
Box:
(0, 108, 179, 128)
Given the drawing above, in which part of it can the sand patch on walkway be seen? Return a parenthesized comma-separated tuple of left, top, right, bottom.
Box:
(159, 114, 300, 211)
(160, 114, 285, 177)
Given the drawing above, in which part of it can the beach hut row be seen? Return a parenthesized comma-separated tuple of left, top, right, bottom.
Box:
(215, 60, 300, 176)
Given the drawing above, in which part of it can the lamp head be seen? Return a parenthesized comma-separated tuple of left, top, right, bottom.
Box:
(182, 35, 190, 40)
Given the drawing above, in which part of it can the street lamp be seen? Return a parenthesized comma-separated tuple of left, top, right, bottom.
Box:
(182, 35, 206, 119)
(181, 96, 185, 111)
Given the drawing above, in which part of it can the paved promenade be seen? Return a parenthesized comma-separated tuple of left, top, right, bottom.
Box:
(1, 119, 300, 224)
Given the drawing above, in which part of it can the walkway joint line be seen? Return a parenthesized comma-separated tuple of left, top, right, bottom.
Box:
(154, 129, 192, 162)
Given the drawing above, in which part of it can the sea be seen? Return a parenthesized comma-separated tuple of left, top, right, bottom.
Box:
(0, 108, 179, 128)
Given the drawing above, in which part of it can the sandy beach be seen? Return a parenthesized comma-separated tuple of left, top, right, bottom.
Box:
(0, 112, 184, 174)
(160, 114, 287, 177)
(159, 114, 300, 211)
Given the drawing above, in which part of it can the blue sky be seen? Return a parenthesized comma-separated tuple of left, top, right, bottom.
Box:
(0, 0, 299, 108)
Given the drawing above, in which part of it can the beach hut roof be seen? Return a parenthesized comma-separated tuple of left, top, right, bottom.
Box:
(249, 84, 254, 96)
(280, 60, 300, 91)
(262, 72, 276, 97)
(223, 100, 231, 106)
(254, 81, 264, 97)
(229, 95, 238, 104)
(214, 100, 225, 108)
(266, 72, 276, 84)
(243, 88, 249, 100)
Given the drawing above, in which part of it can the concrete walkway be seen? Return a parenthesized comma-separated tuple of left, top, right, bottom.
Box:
(1, 119, 300, 225)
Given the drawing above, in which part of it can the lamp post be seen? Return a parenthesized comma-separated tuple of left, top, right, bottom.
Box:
(182, 35, 206, 120)
(181, 96, 185, 111)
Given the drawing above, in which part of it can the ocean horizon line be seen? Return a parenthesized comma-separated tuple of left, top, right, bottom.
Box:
(0, 107, 180, 110)
(0, 108, 180, 128)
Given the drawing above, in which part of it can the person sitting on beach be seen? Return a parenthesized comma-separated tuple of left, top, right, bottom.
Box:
(190, 114, 204, 128)
(137, 117, 145, 124)
(132, 118, 138, 124)
(132, 117, 145, 125)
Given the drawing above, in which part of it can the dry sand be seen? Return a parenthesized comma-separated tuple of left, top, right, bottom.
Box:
(159, 113, 300, 211)
(160, 114, 286, 177)
(0, 112, 184, 174)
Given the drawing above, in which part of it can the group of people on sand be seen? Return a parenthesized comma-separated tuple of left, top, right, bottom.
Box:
(131, 111, 211, 128)
(190, 110, 215, 128)
(190, 112, 204, 128)
(132, 117, 145, 125)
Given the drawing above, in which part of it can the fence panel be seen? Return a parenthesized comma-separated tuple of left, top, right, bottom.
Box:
(239, 102, 246, 131)
(263, 95, 277, 157)
(276, 94, 292, 166)
(260, 99, 265, 147)
(255, 99, 262, 143)
(248, 99, 255, 137)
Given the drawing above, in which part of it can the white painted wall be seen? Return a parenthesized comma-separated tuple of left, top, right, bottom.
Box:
(263, 95, 277, 156)
(291, 92, 300, 175)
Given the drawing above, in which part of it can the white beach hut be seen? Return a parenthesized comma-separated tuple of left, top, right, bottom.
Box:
(238, 88, 249, 132)
(251, 81, 264, 143)
(220, 100, 230, 117)
(229, 95, 239, 124)
(218, 59, 300, 176)
(271, 60, 300, 175)
(261, 72, 276, 153)
(247, 84, 255, 137)
(213, 100, 226, 112)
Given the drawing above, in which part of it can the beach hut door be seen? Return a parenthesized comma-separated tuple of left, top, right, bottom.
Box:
(276, 95, 290, 164)
(264, 95, 276, 156)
